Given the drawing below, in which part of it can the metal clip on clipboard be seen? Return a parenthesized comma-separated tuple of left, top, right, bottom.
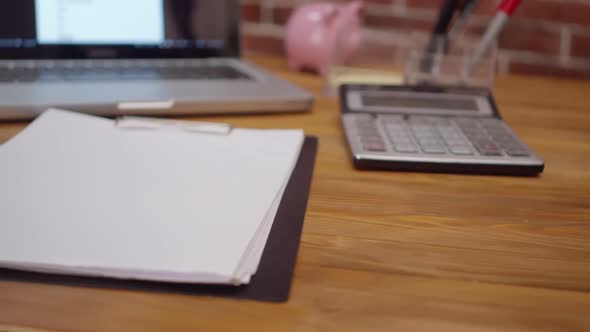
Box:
(116, 116, 232, 135)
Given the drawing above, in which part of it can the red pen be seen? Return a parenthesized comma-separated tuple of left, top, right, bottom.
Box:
(467, 0, 522, 74)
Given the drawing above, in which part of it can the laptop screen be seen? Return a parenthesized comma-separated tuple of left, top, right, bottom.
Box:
(0, 0, 239, 59)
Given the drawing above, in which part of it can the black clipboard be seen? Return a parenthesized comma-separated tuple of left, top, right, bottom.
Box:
(0, 136, 318, 303)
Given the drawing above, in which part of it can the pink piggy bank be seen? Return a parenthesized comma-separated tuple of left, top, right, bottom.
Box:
(284, 1, 365, 76)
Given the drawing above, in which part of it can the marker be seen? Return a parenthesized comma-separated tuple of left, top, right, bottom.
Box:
(448, 0, 482, 38)
(420, 0, 460, 73)
(467, 0, 522, 74)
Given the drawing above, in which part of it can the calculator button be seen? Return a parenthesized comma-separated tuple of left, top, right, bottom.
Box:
(380, 115, 404, 123)
(355, 115, 373, 122)
(440, 134, 463, 141)
(415, 131, 437, 139)
(505, 148, 530, 157)
(353, 122, 373, 128)
(357, 130, 379, 137)
(411, 123, 432, 129)
(417, 138, 440, 146)
(357, 127, 379, 135)
(361, 136, 385, 145)
(363, 142, 387, 152)
(449, 145, 474, 155)
(421, 144, 446, 154)
(463, 131, 482, 138)
(434, 118, 451, 126)
(497, 140, 525, 150)
(441, 134, 466, 142)
(356, 120, 376, 127)
(359, 132, 383, 141)
(388, 130, 409, 137)
(474, 142, 502, 156)
(357, 125, 378, 132)
(444, 138, 468, 146)
(385, 121, 405, 127)
(385, 125, 407, 134)
(486, 128, 509, 137)
(411, 127, 435, 135)
(488, 133, 514, 143)
(438, 128, 461, 138)
(391, 136, 413, 144)
(459, 125, 481, 133)
(439, 124, 461, 131)
(500, 141, 526, 150)
(456, 118, 479, 126)
(479, 149, 502, 156)
(502, 142, 526, 151)
(456, 122, 479, 132)
(438, 125, 456, 131)
(394, 144, 419, 153)
(413, 132, 436, 140)
(360, 134, 387, 152)
(357, 123, 376, 128)
(409, 117, 435, 124)
(495, 137, 530, 156)
(481, 119, 504, 127)
(473, 137, 492, 144)
(413, 130, 437, 137)
(494, 135, 517, 143)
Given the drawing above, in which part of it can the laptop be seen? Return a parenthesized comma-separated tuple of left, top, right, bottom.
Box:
(0, 0, 313, 120)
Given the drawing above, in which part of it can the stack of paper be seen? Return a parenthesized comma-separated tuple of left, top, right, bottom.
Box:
(0, 109, 305, 285)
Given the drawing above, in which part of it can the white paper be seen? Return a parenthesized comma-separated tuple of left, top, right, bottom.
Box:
(0, 109, 304, 284)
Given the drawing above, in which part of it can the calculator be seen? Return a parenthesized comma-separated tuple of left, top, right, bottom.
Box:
(340, 84, 544, 175)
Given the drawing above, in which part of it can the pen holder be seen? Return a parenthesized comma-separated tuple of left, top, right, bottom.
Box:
(324, 31, 497, 97)
(324, 29, 407, 96)
(404, 33, 497, 88)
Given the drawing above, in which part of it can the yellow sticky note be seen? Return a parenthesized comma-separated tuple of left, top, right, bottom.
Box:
(328, 67, 404, 87)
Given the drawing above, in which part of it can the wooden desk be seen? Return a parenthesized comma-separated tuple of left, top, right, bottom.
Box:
(1, 55, 589, 332)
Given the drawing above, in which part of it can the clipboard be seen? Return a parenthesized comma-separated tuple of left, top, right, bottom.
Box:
(0, 137, 318, 303)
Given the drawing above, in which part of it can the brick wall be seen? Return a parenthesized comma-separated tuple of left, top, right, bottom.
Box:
(240, 0, 590, 79)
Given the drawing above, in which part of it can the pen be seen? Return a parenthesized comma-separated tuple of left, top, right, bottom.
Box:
(432, 0, 461, 36)
(467, 0, 522, 74)
(420, 0, 460, 73)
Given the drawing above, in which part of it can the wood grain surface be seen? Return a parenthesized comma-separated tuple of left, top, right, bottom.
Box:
(0, 55, 589, 332)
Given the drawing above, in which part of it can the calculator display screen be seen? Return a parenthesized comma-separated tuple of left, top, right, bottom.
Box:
(362, 95, 480, 111)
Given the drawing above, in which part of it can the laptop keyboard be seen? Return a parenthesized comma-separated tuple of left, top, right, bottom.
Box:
(0, 60, 252, 82)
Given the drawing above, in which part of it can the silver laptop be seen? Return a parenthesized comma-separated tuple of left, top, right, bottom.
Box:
(0, 0, 313, 119)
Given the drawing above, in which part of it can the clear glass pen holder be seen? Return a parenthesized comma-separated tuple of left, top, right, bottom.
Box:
(324, 31, 497, 96)
(324, 29, 407, 97)
(404, 33, 497, 88)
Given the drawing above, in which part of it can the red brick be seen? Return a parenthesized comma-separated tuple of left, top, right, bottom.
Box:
(497, 22, 561, 56)
(509, 61, 590, 79)
(404, 0, 496, 12)
(402, 0, 497, 25)
(571, 33, 590, 59)
(272, 2, 389, 26)
(360, 43, 404, 63)
(363, 0, 393, 4)
(515, 1, 590, 26)
(404, 0, 442, 9)
(471, 0, 500, 16)
(240, 4, 261, 22)
(365, 14, 432, 32)
(463, 20, 490, 36)
(241, 34, 285, 55)
(273, 6, 294, 25)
